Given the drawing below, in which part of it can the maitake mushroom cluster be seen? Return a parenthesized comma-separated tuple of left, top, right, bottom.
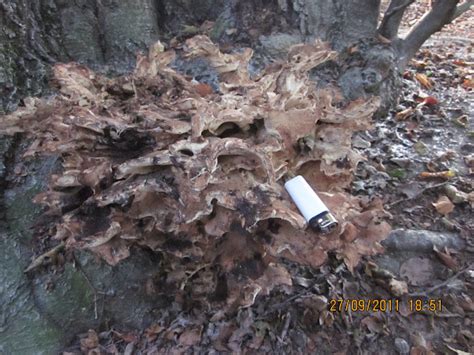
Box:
(2, 36, 390, 307)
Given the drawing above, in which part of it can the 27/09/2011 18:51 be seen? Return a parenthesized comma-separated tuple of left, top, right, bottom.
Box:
(328, 299, 443, 313)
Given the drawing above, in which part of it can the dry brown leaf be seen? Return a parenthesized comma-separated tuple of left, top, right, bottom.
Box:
(145, 324, 164, 343)
(80, 330, 99, 352)
(415, 73, 434, 89)
(396, 107, 415, 121)
(432, 195, 455, 215)
(254, 263, 293, 296)
(400, 257, 435, 286)
(462, 78, 474, 89)
(389, 279, 408, 297)
(420, 170, 456, 180)
(433, 246, 458, 271)
(360, 316, 384, 334)
(179, 327, 203, 347)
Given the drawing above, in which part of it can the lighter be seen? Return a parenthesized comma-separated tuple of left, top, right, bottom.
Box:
(284, 175, 338, 234)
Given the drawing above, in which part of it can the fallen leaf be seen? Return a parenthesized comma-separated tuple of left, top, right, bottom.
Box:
(415, 73, 434, 89)
(445, 344, 470, 355)
(433, 246, 458, 271)
(179, 327, 202, 347)
(452, 59, 467, 66)
(411, 60, 428, 69)
(414, 141, 429, 155)
(432, 195, 454, 215)
(194, 83, 214, 97)
(396, 107, 415, 121)
(444, 185, 469, 204)
(360, 316, 384, 334)
(400, 257, 435, 286)
(421, 96, 438, 106)
(80, 330, 99, 352)
(389, 279, 408, 297)
(420, 170, 456, 180)
(458, 295, 474, 312)
(411, 331, 428, 349)
(454, 115, 468, 127)
(145, 324, 164, 342)
(462, 78, 473, 89)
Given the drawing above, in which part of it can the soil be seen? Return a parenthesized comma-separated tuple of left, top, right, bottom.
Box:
(60, 3, 473, 354)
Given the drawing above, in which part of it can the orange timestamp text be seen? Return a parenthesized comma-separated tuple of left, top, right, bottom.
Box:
(329, 299, 442, 313)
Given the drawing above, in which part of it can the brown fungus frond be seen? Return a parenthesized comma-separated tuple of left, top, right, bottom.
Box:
(2, 36, 389, 307)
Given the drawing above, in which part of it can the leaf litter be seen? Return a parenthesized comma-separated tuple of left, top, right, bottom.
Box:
(348, 4, 474, 353)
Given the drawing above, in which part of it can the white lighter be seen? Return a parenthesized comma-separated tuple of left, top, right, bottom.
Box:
(284, 175, 338, 234)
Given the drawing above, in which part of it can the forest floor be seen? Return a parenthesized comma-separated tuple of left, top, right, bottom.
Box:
(55, 3, 472, 355)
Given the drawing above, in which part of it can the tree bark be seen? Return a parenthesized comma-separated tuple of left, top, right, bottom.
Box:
(399, 0, 459, 68)
(0, 0, 384, 113)
(451, 0, 474, 20)
(378, 0, 415, 39)
(0, 0, 469, 113)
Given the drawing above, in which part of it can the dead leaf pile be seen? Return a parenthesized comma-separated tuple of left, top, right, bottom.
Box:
(1, 35, 390, 308)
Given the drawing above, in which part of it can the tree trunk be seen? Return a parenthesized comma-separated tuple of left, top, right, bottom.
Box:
(0, 0, 390, 114)
(1, 0, 470, 114)
(4, 0, 468, 116)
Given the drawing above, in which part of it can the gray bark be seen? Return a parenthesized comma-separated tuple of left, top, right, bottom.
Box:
(0, 0, 167, 113)
(378, 0, 415, 39)
(0, 0, 386, 114)
(399, 0, 459, 68)
(0, 0, 468, 114)
(451, 0, 474, 21)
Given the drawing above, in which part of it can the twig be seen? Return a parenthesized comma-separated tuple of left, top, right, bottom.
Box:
(387, 181, 449, 208)
(132, 79, 138, 99)
(278, 312, 291, 344)
(76, 263, 100, 320)
(180, 263, 211, 290)
(74, 254, 108, 320)
(268, 290, 313, 312)
(409, 263, 473, 297)
(24, 242, 65, 273)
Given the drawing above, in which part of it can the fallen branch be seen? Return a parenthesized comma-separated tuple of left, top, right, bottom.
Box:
(180, 263, 211, 291)
(278, 312, 292, 345)
(24, 241, 65, 273)
(267, 290, 314, 313)
(387, 181, 450, 208)
(409, 263, 473, 297)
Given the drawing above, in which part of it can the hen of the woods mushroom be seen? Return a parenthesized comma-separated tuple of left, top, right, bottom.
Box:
(1, 36, 390, 307)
